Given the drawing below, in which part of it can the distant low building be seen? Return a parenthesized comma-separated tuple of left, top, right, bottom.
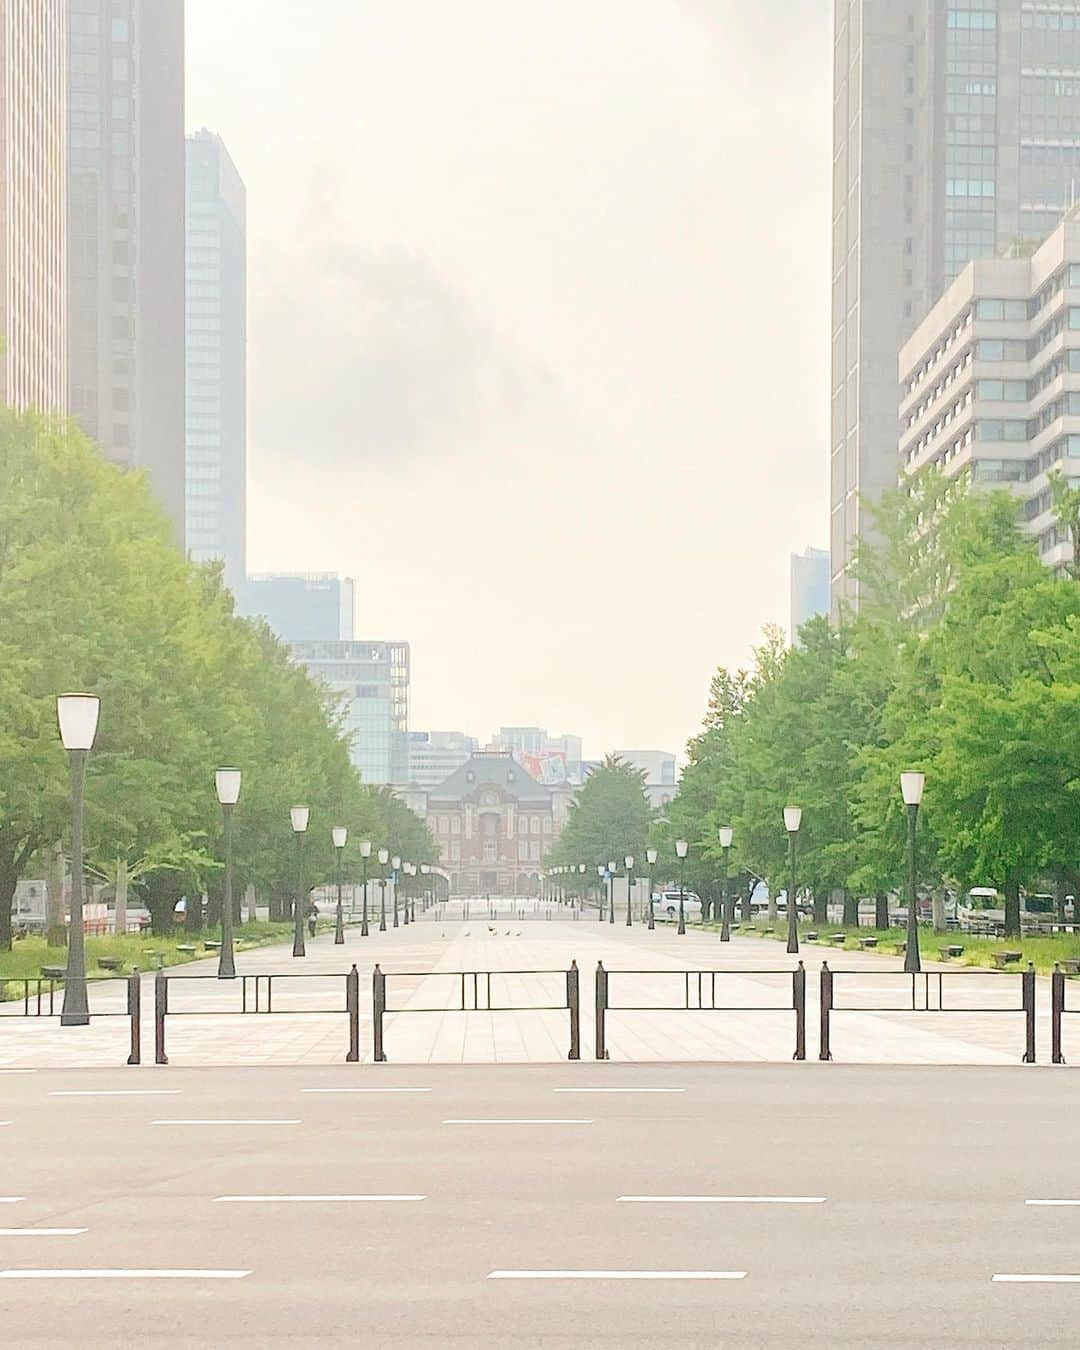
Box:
(405, 730, 477, 789)
(790, 547, 830, 644)
(613, 749, 679, 812)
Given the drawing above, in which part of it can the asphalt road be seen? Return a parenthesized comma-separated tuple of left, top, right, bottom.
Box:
(3, 1062, 1080, 1348)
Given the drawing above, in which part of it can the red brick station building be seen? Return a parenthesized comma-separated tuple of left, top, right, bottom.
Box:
(398, 752, 573, 896)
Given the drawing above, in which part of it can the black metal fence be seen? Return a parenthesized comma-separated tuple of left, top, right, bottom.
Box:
(593, 962, 807, 1061)
(0, 973, 141, 1064)
(372, 963, 580, 1061)
(154, 967, 360, 1064)
(1051, 965, 1080, 1064)
(819, 962, 1036, 1063)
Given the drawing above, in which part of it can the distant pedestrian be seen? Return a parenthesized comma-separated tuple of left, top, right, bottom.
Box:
(307, 901, 319, 938)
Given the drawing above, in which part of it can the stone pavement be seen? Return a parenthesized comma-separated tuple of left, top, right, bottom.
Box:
(0, 906, 1064, 1067)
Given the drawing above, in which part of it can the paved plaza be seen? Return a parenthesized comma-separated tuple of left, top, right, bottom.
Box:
(2, 1062, 1080, 1347)
(0, 905, 1068, 1067)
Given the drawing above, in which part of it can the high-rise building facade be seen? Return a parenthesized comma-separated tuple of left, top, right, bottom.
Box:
(831, 0, 1080, 609)
(899, 207, 1080, 573)
(790, 546, 831, 641)
(0, 0, 67, 412)
(185, 130, 246, 585)
(67, 0, 185, 536)
(236, 573, 356, 642)
(290, 639, 410, 785)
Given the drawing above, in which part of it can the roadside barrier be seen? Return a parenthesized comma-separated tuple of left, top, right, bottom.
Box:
(372, 963, 580, 1062)
(1051, 964, 1080, 1063)
(819, 962, 1036, 1063)
(154, 967, 360, 1065)
(0, 972, 141, 1064)
(593, 962, 807, 1061)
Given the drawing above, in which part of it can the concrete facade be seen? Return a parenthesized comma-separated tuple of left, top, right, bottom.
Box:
(0, 0, 67, 413)
(790, 546, 831, 642)
(831, 0, 1080, 610)
(900, 208, 1080, 572)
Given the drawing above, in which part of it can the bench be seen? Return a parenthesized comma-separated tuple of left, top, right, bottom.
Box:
(830, 933, 848, 946)
(97, 956, 125, 973)
(175, 945, 197, 955)
(1059, 959, 1080, 976)
(939, 945, 965, 960)
(203, 940, 222, 951)
(859, 937, 879, 949)
(805, 932, 819, 943)
(40, 965, 66, 981)
(992, 950, 1023, 969)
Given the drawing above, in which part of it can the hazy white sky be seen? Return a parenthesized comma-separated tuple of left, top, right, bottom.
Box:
(186, 0, 832, 760)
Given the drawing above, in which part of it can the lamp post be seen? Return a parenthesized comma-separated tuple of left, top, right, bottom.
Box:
(646, 847, 657, 929)
(718, 826, 733, 942)
(290, 806, 310, 957)
(624, 855, 635, 927)
(578, 863, 586, 912)
(901, 771, 925, 975)
(675, 839, 688, 935)
(215, 768, 242, 978)
(360, 840, 372, 936)
(607, 860, 617, 924)
(332, 826, 347, 945)
(783, 806, 801, 955)
(378, 847, 389, 931)
(58, 694, 100, 1026)
(597, 864, 606, 919)
(421, 862, 431, 911)
(392, 855, 401, 927)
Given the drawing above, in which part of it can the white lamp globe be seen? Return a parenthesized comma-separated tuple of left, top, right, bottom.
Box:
(378, 848, 389, 865)
(646, 847, 658, 866)
(332, 826, 347, 849)
(675, 839, 688, 859)
(215, 768, 242, 806)
(783, 806, 803, 833)
(360, 840, 372, 858)
(290, 805, 310, 833)
(625, 855, 634, 869)
(718, 826, 734, 849)
(900, 771, 926, 806)
(57, 693, 100, 751)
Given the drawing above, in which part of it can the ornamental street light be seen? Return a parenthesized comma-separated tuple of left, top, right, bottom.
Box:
(646, 846, 658, 929)
(290, 805, 310, 957)
(675, 839, 689, 935)
(215, 768, 242, 978)
(596, 864, 606, 920)
(58, 693, 100, 1025)
(718, 826, 734, 943)
(421, 862, 431, 911)
(624, 855, 635, 927)
(900, 771, 925, 974)
(783, 806, 802, 955)
(332, 826, 348, 945)
(392, 855, 402, 927)
(607, 860, 617, 925)
(378, 847, 389, 931)
(360, 840, 372, 936)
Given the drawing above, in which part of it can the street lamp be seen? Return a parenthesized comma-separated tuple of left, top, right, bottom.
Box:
(607, 860, 617, 924)
(624, 855, 635, 927)
(675, 839, 688, 935)
(718, 826, 733, 943)
(783, 806, 801, 955)
(378, 847, 389, 931)
(215, 768, 242, 978)
(392, 855, 401, 927)
(597, 864, 606, 920)
(421, 862, 431, 911)
(57, 693, 100, 1025)
(332, 826, 348, 945)
(290, 805, 310, 957)
(900, 771, 925, 974)
(646, 846, 658, 929)
(360, 840, 372, 936)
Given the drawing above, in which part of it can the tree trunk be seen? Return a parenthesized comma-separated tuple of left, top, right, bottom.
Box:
(0, 865, 15, 951)
(741, 880, 752, 924)
(766, 889, 778, 924)
(1056, 873, 1068, 928)
(874, 889, 889, 931)
(144, 874, 176, 937)
(842, 887, 858, 927)
(245, 883, 257, 925)
(46, 843, 67, 948)
(813, 889, 828, 925)
(114, 857, 129, 936)
(187, 891, 206, 935)
(932, 886, 947, 935)
(1004, 876, 1021, 939)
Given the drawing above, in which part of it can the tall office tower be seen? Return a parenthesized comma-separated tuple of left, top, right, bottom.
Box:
(236, 573, 356, 642)
(790, 546, 830, 642)
(67, 0, 186, 538)
(0, 0, 67, 412)
(185, 130, 246, 586)
(831, 1, 1080, 610)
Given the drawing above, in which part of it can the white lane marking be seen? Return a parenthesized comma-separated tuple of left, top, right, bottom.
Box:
(152, 1119, 300, 1127)
(0, 1229, 88, 1237)
(0, 1069, 35, 1074)
(0, 1269, 250, 1280)
(993, 1274, 1080, 1283)
(617, 1196, 825, 1205)
(1026, 1200, 1080, 1206)
(488, 1270, 746, 1281)
(214, 1194, 425, 1203)
(0, 1199, 24, 1205)
(49, 1090, 181, 1097)
(0, 1123, 11, 1127)
(553, 1087, 686, 1094)
(443, 1119, 593, 1126)
(301, 1088, 432, 1094)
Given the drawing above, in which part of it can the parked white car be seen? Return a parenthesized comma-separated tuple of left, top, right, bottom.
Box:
(652, 890, 703, 922)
